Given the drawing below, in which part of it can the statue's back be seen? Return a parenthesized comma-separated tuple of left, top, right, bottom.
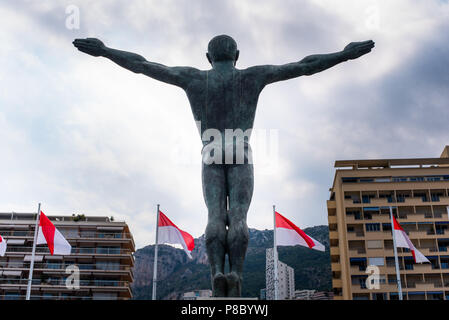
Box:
(184, 68, 264, 140)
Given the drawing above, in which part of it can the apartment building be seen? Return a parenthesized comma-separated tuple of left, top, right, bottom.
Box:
(328, 146, 449, 300)
(265, 248, 295, 300)
(295, 289, 334, 300)
(0, 212, 135, 300)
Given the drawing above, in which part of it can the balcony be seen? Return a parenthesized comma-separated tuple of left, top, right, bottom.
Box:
(405, 282, 441, 290)
(3, 246, 133, 257)
(348, 248, 366, 256)
(0, 294, 130, 300)
(327, 200, 336, 209)
(350, 265, 367, 274)
(332, 279, 342, 288)
(331, 263, 341, 272)
(400, 197, 427, 206)
(328, 215, 337, 224)
(347, 232, 365, 240)
(329, 231, 339, 239)
(0, 278, 130, 291)
(330, 247, 340, 255)
(1, 231, 134, 241)
(0, 261, 132, 273)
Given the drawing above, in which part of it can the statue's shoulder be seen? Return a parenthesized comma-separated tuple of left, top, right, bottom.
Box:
(239, 65, 269, 78)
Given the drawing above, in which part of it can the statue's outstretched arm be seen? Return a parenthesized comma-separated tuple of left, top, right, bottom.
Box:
(253, 40, 374, 85)
(73, 38, 197, 88)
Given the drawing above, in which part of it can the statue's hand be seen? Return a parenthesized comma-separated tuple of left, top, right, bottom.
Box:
(72, 38, 107, 57)
(343, 40, 375, 60)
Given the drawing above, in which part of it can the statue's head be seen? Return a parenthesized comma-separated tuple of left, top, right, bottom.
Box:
(206, 35, 239, 66)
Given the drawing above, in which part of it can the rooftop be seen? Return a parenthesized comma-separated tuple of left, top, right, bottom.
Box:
(334, 157, 449, 169)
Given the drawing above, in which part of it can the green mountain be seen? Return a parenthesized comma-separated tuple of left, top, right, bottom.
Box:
(131, 225, 331, 299)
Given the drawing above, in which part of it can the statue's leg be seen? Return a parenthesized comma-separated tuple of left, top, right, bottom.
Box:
(202, 163, 228, 297)
(225, 163, 254, 297)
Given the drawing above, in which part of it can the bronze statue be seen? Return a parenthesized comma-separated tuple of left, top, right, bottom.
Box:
(73, 35, 374, 297)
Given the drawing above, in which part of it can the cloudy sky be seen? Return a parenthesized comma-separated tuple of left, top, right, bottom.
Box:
(1, 0, 448, 249)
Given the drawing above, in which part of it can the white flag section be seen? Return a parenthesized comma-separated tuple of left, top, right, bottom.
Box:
(36, 211, 72, 255)
(275, 211, 325, 252)
(393, 215, 429, 263)
(0, 235, 6, 256)
(158, 211, 195, 259)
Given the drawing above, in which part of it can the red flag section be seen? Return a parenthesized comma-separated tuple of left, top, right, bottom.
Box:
(275, 211, 325, 252)
(36, 211, 72, 255)
(158, 211, 195, 258)
(392, 215, 429, 263)
(0, 234, 6, 257)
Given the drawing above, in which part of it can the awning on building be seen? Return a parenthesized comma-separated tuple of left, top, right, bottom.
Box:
(24, 255, 43, 262)
(97, 226, 123, 231)
(2, 270, 23, 276)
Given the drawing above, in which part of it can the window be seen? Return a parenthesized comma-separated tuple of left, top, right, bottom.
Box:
(440, 256, 449, 269)
(4, 292, 21, 300)
(404, 257, 414, 270)
(428, 292, 444, 300)
(96, 261, 120, 271)
(350, 258, 367, 271)
(93, 292, 117, 300)
(97, 246, 121, 254)
(428, 256, 440, 269)
(372, 293, 386, 300)
(60, 228, 78, 238)
(47, 262, 62, 269)
(366, 223, 380, 232)
(367, 240, 383, 249)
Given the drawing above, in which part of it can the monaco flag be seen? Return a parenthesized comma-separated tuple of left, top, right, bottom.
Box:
(158, 211, 195, 259)
(0, 235, 6, 256)
(275, 211, 325, 251)
(392, 216, 429, 263)
(36, 211, 72, 255)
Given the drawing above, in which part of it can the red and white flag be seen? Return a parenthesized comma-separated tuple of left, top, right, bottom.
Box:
(275, 211, 325, 252)
(158, 211, 195, 259)
(36, 211, 72, 255)
(0, 235, 7, 256)
(392, 216, 429, 263)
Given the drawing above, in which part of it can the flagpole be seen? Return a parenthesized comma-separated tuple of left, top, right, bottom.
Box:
(152, 204, 160, 301)
(26, 203, 41, 300)
(389, 206, 403, 300)
(273, 205, 279, 301)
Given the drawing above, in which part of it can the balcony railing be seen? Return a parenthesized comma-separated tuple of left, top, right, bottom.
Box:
(0, 278, 129, 288)
(0, 261, 132, 272)
(0, 231, 133, 240)
(0, 294, 128, 300)
(2, 246, 133, 255)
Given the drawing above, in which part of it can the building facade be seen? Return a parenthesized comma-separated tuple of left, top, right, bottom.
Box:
(265, 248, 295, 300)
(0, 212, 135, 300)
(295, 289, 334, 300)
(328, 146, 449, 300)
(182, 289, 212, 300)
